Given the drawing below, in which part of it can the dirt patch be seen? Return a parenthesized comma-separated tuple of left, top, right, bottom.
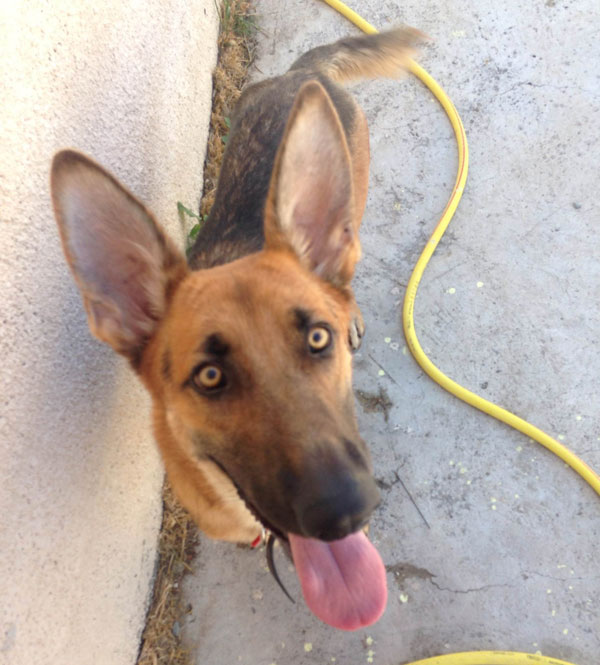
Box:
(355, 386, 394, 422)
(136, 487, 197, 665)
(386, 562, 435, 589)
(136, 3, 256, 664)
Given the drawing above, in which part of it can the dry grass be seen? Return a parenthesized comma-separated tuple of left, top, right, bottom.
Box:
(136, 3, 256, 664)
(200, 0, 257, 219)
(136, 486, 197, 665)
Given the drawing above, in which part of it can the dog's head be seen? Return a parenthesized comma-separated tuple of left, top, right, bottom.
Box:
(50, 81, 379, 543)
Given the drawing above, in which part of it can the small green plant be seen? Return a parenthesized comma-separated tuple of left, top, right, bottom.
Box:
(177, 201, 203, 223)
(220, 0, 256, 39)
(187, 218, 207, 246)
(222, 116, 231, 145)
(177, 201, 207, 251)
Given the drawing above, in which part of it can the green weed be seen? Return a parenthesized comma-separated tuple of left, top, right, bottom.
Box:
(222, 116, 231, 145)
(177, 201, 207, 250)
(220, 0, 256, 39)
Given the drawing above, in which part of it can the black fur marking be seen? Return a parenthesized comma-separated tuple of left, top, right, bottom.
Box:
(293, 307, 312, 331)
(161, 349, 171, 381)
(128, 338, 150, 373)
(187, 65, 357, 271)
(343, 438, 368, 470)
(203, 333, 230, 357)
(205, 455, 286, 541)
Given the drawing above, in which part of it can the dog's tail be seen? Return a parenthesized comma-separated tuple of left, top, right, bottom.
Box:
(288, 27, 425, 83)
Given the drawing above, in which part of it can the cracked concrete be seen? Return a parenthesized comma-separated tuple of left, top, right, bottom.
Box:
(387, 558, 516, 596)
(178, 1, 600, 663)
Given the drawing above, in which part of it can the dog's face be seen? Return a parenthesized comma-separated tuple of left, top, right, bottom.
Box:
(51, 80, 379, 543)
(145, 249, 376, 539)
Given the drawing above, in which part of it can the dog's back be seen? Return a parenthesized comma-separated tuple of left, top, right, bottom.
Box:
(188, 28, 421, 270)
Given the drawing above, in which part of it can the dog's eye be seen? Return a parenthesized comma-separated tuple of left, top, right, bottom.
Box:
(307, 326, 331, 353)
(193, 364, 226, 391)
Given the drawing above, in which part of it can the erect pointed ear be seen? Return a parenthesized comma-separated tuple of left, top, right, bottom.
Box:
(50, 150, 188, 364)
(264, 80, 360, 287)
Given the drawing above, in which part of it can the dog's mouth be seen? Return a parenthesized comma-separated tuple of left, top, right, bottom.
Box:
(208, 456, 388, 631)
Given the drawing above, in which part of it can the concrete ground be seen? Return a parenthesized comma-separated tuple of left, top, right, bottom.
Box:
(180, 1, 600, 663)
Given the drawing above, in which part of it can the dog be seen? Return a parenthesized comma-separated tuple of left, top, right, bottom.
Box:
(50, 27, 421, 630)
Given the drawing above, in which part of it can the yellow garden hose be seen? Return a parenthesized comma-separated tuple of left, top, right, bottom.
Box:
(321, 1, 600, 664)
(403, 654, 575, 665)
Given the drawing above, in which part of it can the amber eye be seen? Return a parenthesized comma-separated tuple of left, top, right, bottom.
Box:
(193, 364, 225, 391)
(307, 326, 331, 353)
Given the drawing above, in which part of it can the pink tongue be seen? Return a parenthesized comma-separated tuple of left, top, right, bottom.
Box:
(288, 531, 387, 630)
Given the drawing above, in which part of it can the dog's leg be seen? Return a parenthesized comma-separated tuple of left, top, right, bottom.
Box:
(347, 105, 370, 351)
(348, 294, 365, 351)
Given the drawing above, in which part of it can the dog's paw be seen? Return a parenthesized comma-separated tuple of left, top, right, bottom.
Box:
(348, 308, 365, 351)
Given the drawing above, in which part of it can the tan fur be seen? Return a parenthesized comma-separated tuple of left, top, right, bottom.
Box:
(141, 249, 359, 541)
(50, 28, 421, 545)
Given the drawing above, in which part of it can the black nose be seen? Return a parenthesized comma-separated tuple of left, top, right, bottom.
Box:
(294, 470, 380, 541)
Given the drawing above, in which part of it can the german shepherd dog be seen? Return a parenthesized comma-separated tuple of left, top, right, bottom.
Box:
(51, 27, 421, 630)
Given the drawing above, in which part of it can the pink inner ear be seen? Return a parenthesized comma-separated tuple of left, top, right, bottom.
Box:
(273, 81, 355, 282)
(291, 198, 353, 278)
(52, 153, 186, 356)
(64, 184, 167, 333)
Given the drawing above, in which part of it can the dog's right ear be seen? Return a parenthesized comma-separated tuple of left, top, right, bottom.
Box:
(50, 150, 188, 364)
(263, 80, 359, 288)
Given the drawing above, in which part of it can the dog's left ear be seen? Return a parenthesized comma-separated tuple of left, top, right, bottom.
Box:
(264, 80, 359, 287)
(50, 150, 188, 363)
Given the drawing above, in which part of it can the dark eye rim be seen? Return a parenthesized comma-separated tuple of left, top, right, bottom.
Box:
(191, 361, 228, 395)
(306, 323, 334, 355)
